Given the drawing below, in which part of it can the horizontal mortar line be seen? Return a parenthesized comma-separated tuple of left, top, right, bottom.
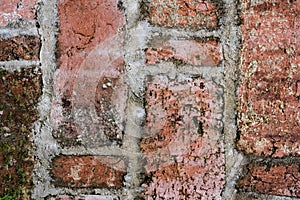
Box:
(0, 60, 41, 71)
(59, 145, 145, 159)
(53, 187, 121, 197)
(0, 27, 39, 38)
(149, 26, 221, 39)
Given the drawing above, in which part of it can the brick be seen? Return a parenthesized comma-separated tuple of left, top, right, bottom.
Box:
(140, 75, 224, 199)
(237, 0, 300, 157)
(147, 0, 220, 29)
(51, 156, 126, 189)
(52, 0, 126, 147)
(238, 162, 300, 197)
(145, 38, 223, 66)
(0, 36, 41, 61)
(53, 195, 119, 200)
(0, 67, 42, 198)
(0, 0, 36, 26)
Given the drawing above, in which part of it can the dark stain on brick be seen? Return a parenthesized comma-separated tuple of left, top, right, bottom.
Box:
(238, 161, 300, 197)
(0, 36, 40, 61)
(0, 67, 42, 198)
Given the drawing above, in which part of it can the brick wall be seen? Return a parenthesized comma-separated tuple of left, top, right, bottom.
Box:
(0, 0, 299, 200)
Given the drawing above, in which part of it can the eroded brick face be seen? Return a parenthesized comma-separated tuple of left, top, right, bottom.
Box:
(147, 0, 220, 29)
(140, 75, 224, 199)
(0, 0, 36, 26)
(239, 163, 300, 197)
(0, 67, 42, 198)
(237, 0, 300, 157)
(145, 38, 223, 66)
(0, 36, 40, 61)
(53, 0, 127, 147)
(51, 156, 126, 189)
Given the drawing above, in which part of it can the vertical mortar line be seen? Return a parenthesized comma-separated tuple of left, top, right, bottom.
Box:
(220, 0, 244, 199)
(121, 0, 148, 198)
(121, 99, 145, 199)
(33, 0, 61, 198)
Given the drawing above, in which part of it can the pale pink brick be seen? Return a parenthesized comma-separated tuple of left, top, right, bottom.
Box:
(52, 0, 127, 147)
(140, 75, 224, 199)
(145, 39, 223, 66)
(0, 0, 36, 26)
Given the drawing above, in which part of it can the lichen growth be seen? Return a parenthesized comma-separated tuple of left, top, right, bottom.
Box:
(0, 67, 42, 199)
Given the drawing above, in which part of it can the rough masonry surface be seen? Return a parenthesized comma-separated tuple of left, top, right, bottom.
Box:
(0, 0, 299, 199)
(140, 75, 224, 199)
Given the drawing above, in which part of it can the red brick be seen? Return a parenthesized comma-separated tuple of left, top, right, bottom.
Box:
(147, 0, 220, 29)
(140, 75, 224, 199)
(0, 0, 36, 26)
(0, 36, 40, 61)
(238, 163, 300, 197)
(51, 156, 126, 189)
(0, 67, 42, 198)
(237, 0, 300, 157)
(53, 195, 119, 200)
(52, 0, 126, 147)
(145, 38, 223, 66)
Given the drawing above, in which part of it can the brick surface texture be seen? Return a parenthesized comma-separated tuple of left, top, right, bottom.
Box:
(0, 0, 299, 199)
(51, 156, 126, 188)
(52, 0, 127, 147)
(0, 67, 42, 198)
(0, 36, 40, 61)
(147, 0, 219, 29)
(239, 163, 300, 197)
(0, 0, 37, 26)
(237, 0, 300, 157)
(145, 38, 223, 66)
(140, 75, 224, 199)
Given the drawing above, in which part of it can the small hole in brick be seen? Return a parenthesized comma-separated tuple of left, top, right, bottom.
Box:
(200, 82, 205, 89)
(197, 121, 204, 136)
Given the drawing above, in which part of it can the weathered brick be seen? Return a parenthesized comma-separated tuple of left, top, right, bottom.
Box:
(140, 75, 224, 199)
(145, 38, 223, 66)
(51, 156, 126, 189)
(52, 0, 126, 147)
(146, 0, 220, 29)
(238, 162, 300, 197)
(0, 36, 40, 61)
(237, 0, 300, 157)
(52, 195, 119, 200)
(0, 67, 42, 198)
(0, 0, 36, 26)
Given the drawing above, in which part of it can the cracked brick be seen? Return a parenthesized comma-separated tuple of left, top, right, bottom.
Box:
(52, 0, 127, 147)
(140, 75, 224, 199)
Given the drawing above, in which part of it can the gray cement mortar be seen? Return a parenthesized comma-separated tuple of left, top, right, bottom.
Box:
(0, 0, 294, 199)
